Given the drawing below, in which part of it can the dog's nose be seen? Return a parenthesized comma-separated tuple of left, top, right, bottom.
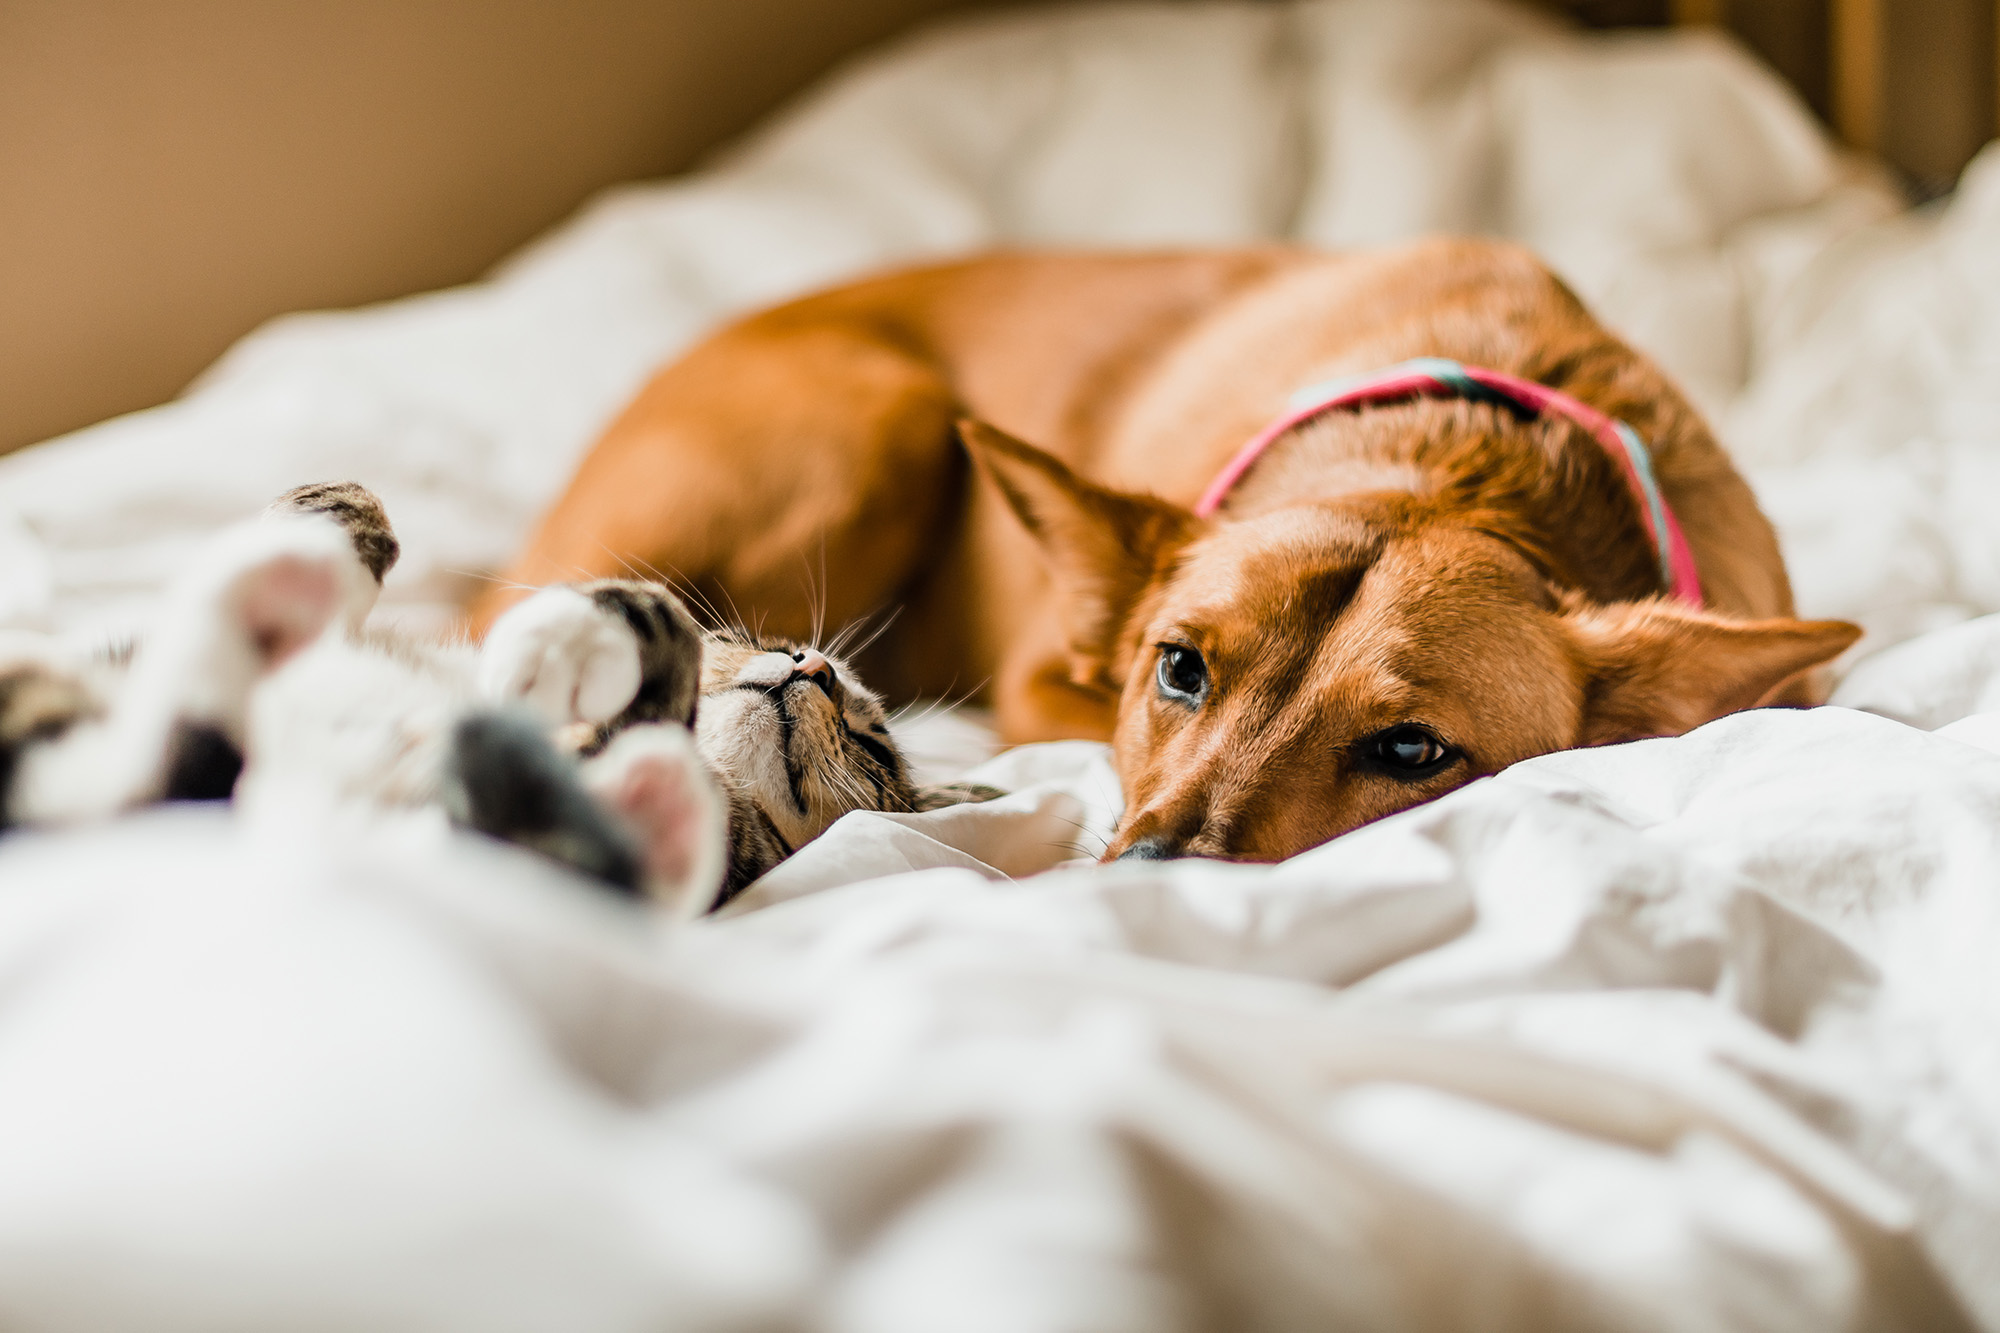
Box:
(790, 648, 835, 692)
(1116, 836, 1184, 861)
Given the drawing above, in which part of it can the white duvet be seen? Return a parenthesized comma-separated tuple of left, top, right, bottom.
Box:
(4, 1, 2000, 1328)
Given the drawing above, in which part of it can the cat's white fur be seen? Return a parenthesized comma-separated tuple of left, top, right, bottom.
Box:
(13, 516, 359, 823)
(582, 724, 727, 913)
(476, 587, 643, 732)
(9, 510, 729, 918)
(696, 647, 846, 854)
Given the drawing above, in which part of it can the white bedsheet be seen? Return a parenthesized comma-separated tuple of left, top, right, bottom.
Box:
(4, 1, 2000, 1328)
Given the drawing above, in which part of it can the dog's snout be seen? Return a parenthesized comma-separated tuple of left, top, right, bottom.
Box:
(790, 648, 835, 693)
(1116, 836, 1185, 862)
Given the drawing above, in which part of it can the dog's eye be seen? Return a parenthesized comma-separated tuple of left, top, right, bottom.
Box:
(1156, 645, 1208, 701)
(1359, 724, 1458, 780)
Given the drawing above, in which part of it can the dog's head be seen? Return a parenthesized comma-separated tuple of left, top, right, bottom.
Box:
(964, 420, 1859, 862)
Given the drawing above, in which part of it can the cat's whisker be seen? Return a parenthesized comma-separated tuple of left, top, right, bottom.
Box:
(830, 604, 903, 662)
(834, 770, 871, 814)
(886, 676, 991, 732)
(818, 540, 830, 644)
(823, 608, 876, 659)
(21, 484, 1020, 921)
(653, 571, 734, 635)
(696, 572, 753, 642)
(595, 543, 679, 600)
(798, 535, 829, 650)
(545, 552, 606, 585)
(828, 600, 892, 660)
(665, 579, 733, 636)
(603, 540, 742, 634)
(447, 568, 543, 594)
(1048, 814, 1110, 858)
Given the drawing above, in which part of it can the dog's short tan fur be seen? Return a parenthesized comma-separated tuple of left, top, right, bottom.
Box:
(479, 239, 1858, 861)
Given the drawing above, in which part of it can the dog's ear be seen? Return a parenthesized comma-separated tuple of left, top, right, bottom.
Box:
(1564, 599, 1861, 745)
(960, 419, 1200, 692)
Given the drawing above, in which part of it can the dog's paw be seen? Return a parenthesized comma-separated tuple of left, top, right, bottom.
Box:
(478, 587, 643, 728)
(581, 724, 727, 918)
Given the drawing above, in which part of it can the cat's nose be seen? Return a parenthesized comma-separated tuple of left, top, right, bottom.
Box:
(790, 648, 836, 692)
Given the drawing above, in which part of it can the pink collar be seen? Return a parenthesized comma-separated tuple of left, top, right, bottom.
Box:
(1193, 357, 1703, 606)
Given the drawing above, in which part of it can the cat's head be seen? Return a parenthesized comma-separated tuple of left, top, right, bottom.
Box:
(694, 630, 922, 854)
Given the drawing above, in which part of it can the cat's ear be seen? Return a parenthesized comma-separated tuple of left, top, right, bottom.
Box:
(583, 724, 727, 919)
(912, 780, 1007, 813)
(960, 420, 1201, 693)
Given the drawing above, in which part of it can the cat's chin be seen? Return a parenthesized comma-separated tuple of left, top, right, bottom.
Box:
(699, 682, 845, 842)
(694, 689, 787, 788)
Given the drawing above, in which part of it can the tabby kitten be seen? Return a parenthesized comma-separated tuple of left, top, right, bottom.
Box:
(0, 483, 991, 914)
(473, 575, 990, 905)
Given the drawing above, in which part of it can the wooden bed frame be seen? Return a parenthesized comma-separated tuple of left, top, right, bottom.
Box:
(1551, 0, 1996, 193)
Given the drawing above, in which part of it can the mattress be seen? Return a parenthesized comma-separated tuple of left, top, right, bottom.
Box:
(3, 1, 2000, 1327)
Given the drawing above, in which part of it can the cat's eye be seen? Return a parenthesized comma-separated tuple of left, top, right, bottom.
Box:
(847, 727, 899, 770)
(1358, 724, 1459, 780)
(1156, 645, 1208, 702)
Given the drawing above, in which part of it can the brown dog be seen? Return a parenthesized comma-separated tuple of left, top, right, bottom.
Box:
(476, 238, 1858, 861)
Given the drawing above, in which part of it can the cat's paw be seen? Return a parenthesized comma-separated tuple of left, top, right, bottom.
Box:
(264, 482, 399, 629)
(266, 481, 399, 579)
(442, 709, 647, 893)
(570, 581, 703, 730)
(10, 520, 351, 823)
(478, 587, 643, 728)
(169, 518, 354, 702)
(581, 724, 727, 919)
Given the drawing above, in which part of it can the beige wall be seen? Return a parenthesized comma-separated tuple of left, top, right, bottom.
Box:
(5, 0, 1987, 459)
(0, 0, 1005, 457)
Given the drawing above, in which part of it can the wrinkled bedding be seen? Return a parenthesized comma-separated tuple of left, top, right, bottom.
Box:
(5, 0, 2000, 1328)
